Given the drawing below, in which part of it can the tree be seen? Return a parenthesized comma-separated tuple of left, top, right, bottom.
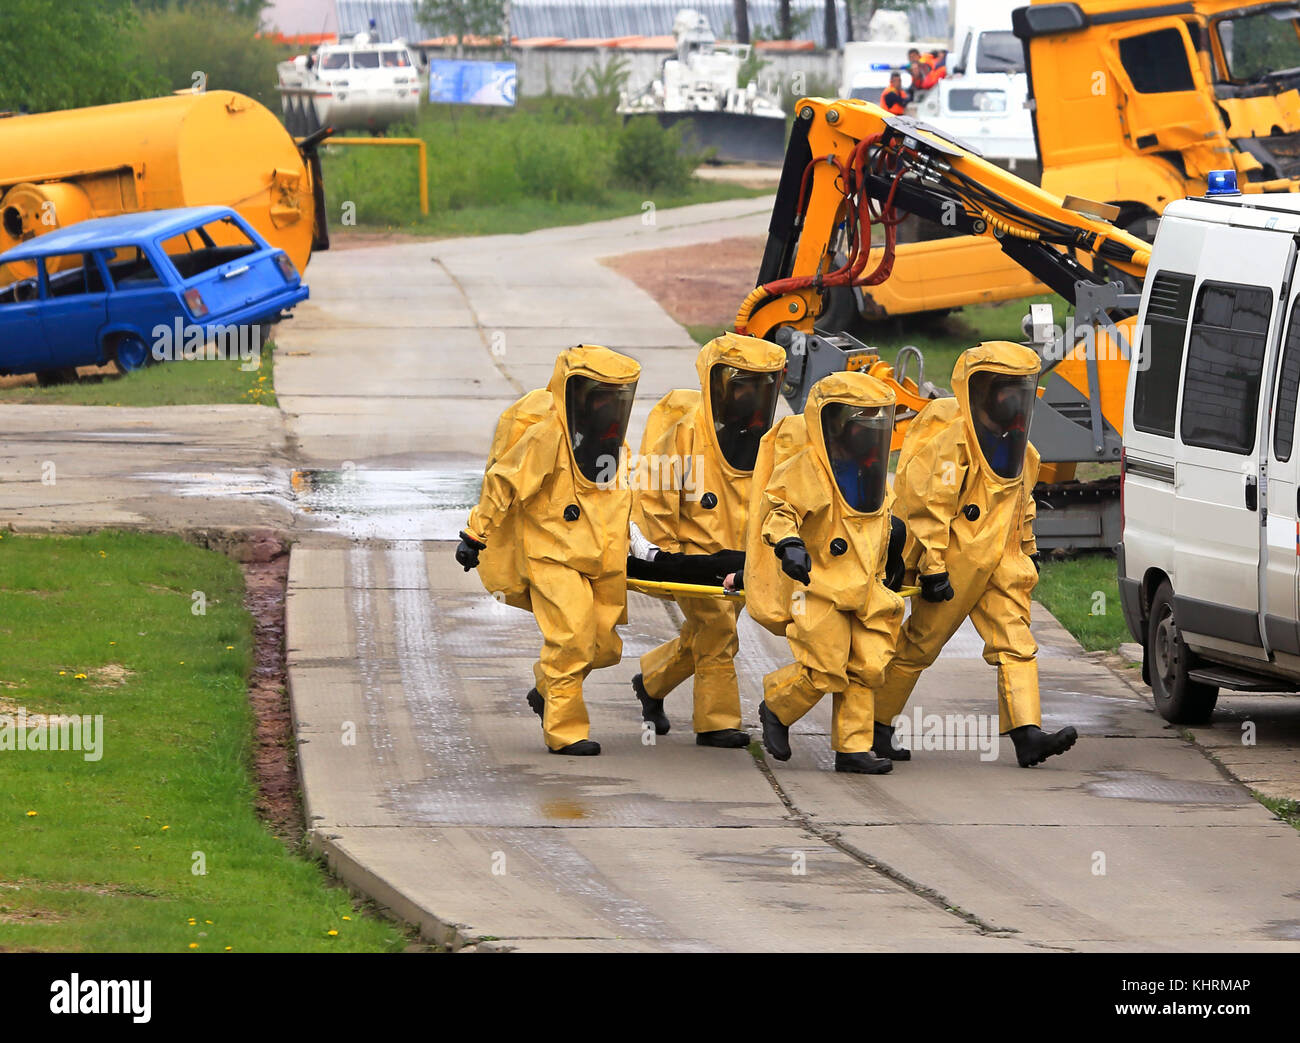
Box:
(778, 0, 792, 40)
(825, 0, 838, 50)
(734, 0, 750, 45)
(417, 0, 509, 57)
(0, 0, 162, 113)
(135, 2, 285, 109)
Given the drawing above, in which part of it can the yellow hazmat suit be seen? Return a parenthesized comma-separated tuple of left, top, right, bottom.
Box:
(876, 341, 1075, 766)
(633, 333, 786, 740)
(462, 346, 640, 753)
(747, 372, 905, 772)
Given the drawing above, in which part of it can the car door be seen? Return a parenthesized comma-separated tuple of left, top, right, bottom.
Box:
(1172, 225, 1294, 659)
(37, 252, 109, 368)
(1262, 278, 1300, 658)
(0, 280, 53, 375)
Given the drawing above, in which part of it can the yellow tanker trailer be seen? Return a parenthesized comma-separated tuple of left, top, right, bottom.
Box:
(0, 90, 328, 284)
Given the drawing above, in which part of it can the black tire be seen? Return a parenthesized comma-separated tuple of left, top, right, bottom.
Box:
(35, 367, 78, 387)
(1146, 580, 1218, 724)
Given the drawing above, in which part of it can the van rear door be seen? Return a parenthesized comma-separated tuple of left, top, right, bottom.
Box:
(1172, 225, 1294, 658)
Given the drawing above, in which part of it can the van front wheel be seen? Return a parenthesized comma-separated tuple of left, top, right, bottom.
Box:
(1147, 581, 1218, 724)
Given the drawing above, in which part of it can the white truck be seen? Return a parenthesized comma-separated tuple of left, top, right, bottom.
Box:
(1119, 170, 1300, 721)
(617, 9, 786, 165)
(277, 32, 421, 136)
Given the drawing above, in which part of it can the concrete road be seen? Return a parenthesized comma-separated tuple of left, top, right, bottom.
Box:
(275, 201, 1300, 952)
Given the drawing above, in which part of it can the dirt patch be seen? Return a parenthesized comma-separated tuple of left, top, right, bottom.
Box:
(241, 550, 299, 843)
(329, 229, 433, 251)
(90, 663, 131, 688)
(601, 235, 766, 329)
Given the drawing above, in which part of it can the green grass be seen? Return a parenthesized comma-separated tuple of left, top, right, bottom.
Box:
(322, 96, 769, 237)
(1254, 793, 1300, 831)
(1034, 552, 1128, 652)
(0, 346, 277, 407)
(0, 532, 407, 952)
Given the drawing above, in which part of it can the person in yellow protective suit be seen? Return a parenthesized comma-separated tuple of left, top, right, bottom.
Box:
(631, 333, 786, 747)
(872, 341, 1078, 768)
(748, 371, 906, 775)
(455, 346, 640, 756)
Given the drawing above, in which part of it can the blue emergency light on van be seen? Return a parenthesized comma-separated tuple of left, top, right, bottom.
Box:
(1206, 169, 1239, 195)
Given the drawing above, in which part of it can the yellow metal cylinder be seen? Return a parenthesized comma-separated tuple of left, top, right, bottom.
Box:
(0, 90, 319, 284)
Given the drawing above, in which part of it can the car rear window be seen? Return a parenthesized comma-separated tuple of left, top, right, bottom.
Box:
(158, 218, 258, 279)
(106, 247, 163, 288)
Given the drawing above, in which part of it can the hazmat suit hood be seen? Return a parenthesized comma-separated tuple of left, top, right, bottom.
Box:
(804, 371, 895, 515)
(951, 341, 1040, 483)
(549, 345, 641, 485)
(695, 332, 786, 473)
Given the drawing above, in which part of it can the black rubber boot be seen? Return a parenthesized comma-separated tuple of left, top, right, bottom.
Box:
(835, 751, 894, 775)
(632, 673, 670, 735)
(758, 700, 791, 761)
(549, 739, 601, 756)
(696, 728, 751, 748)
(526, 687, 544, 719)
(1008, 724, 1078, 767)
(872, 722, 911, 761)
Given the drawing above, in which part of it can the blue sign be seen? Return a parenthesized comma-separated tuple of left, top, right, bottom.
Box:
(428, 60, 517, 107)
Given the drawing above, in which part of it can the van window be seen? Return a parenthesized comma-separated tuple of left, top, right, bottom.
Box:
(1179, 281, 1273, 454)
(1119, 28, 1196, 93)
(321, 52, 350, 70)
(1133, 271, 1194, 437)
(106, 247, 163, 288)
(1274, 296, 1300, 461)
(353, 51, 380, 69)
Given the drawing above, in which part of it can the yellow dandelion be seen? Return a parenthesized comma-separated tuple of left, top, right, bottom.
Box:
(204, 920, 213, 925)
(133, 846, 140, 850)
(25, 810, 37, 817)
(188, 918, 197, 925)
(188, 943, 199, 950)
(74, 673, 87, 680)
(110, 641, 116, 646)
(226, 645, 234, 650)
(99, 551, 107, 558)
(327, 929, 338, 936)
(341, 916, 351, 921)
(161, 825, 170, 831)
(58, 671, 66, 676)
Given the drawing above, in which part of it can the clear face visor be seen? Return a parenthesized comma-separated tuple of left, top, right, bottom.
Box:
(820, 402, 893, 513)
(968, 371, 1037, 479)
(565, 376, 636, 482)
(709, 364, 781, 471)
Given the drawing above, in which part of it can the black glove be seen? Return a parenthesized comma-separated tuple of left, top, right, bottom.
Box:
(920, 571, 954, 602)
(455, 531, 485, 572)
(884, 515, 906, 592)
(1029, 552, 1041, 573)
(774, 537, 811, 586)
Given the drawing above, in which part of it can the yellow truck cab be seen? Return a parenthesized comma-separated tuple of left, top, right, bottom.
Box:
(1015, 0, 1300, 238)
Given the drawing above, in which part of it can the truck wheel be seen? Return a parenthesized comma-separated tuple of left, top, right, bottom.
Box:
(110, 334, 150, 374)
(1146, 580, 1218, 724)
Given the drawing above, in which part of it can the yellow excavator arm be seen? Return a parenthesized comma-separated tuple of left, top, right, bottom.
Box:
(738, 97, 1153, 460)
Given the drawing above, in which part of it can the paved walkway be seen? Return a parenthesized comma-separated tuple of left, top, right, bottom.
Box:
(273, 201, 1300, 952)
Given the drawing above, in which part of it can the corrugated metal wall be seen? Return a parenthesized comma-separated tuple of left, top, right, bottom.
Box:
(335, 0, 948, 49)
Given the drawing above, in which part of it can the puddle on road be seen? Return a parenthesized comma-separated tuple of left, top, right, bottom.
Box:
(1082, 769, 1246, 805)
(135, 466, 482, 540)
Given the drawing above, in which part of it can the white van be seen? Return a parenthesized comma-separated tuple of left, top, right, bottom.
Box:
(1119, 174, 1300, 722)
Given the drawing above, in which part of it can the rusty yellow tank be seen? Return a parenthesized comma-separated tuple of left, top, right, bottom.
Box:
(0, 90, 327, 283)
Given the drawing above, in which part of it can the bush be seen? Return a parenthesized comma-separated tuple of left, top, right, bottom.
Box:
(613, 117, 699, 193)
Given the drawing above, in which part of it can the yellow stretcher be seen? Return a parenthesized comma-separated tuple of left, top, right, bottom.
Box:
(627, 579, 921, 602)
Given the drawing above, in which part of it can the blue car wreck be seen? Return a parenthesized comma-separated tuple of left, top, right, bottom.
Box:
(0, 205, 309, 384)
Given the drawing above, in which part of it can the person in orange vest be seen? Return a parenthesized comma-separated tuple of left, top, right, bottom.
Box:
(920, 49, 948, 90)
(880, 71, 910, 115)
